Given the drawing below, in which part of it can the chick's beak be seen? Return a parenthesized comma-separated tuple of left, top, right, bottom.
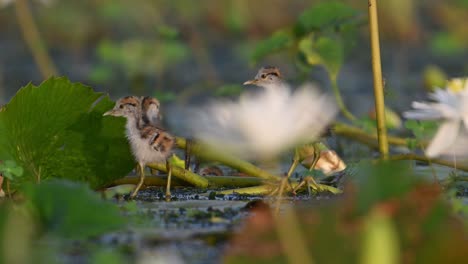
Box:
(243, 79, 257, 85)
(103, 109, 116, 116)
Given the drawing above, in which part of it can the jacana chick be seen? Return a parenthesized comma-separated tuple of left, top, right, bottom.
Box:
(104, 96, 175, 199)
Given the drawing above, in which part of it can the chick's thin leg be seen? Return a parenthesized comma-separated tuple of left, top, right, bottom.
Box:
(165, 161, 172, 202)
(130, 162, 146, 199)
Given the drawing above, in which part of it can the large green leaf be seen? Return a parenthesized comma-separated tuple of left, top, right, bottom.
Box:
(0, 77, 134, 188)
(22, 180, 125, 239)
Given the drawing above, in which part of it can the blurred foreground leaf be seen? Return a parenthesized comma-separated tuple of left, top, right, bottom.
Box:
(225, 161, 468, 263)
(0, 77, 134, 188)
(22, 180, 125, 239)
(353, 161, 419, 214)
(360, 210, 399, 264)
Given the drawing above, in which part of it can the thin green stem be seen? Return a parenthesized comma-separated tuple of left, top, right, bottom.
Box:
(332, 122, 409, 147)
(330, 77, 357, 121)
(215, 181, 341, 196)
(368, 0, 389, 159)
(148, 162, 209, 188)
(165, 162, 172, 202)
(286, 152, 300, 179)
(388, 154, 468, 172)
(175, 137, 280, 181)
(15, 0, 58, 78)
(108, 175, 264, 189)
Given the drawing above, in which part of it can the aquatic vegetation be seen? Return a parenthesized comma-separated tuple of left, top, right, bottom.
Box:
(1, 1, 468, 263)
(0, 77, 135, 189)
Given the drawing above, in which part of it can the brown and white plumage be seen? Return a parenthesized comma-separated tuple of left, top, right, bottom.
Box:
(141, 96, 162, 126)
(104, 96, 174, 198)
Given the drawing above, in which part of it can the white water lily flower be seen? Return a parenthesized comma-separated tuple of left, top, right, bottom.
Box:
(403, 79, 468, 158)
(189, 83, 337, 159)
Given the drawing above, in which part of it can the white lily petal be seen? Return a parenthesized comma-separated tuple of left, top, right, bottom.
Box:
(189, 82, 337, 159)
(439, 127, 468, 157)
(425, 120, 460, 158)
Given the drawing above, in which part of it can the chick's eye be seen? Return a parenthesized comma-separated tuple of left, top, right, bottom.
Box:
(261, 74, 266, 79)
(119, 105, 124, 109)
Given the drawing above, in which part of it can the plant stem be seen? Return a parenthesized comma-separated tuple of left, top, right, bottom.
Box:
(332, 122, 409, 147)
(215, 181, 342, 195)
(368, 0, 389, 159)
(330, 77, 357, 121)
(148, 162, 209, 188)
(108, 175, 264, 189)
(175, 137, 280, 181)
(388, 154, 468, 172)
(15, 0, 58, 78)
(215, 184, 277, 195)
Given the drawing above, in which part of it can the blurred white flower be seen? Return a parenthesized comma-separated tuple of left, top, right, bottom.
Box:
(188, 83, 337, 159)
(403, 78, 468, 157)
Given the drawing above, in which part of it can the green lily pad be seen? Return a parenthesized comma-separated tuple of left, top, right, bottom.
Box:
(0, 77, 134, 188)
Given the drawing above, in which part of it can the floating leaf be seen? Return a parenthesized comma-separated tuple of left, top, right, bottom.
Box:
(0, 77, 134, 188)
(22, 180, 125, 239)
(251, 30, 293, 63)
